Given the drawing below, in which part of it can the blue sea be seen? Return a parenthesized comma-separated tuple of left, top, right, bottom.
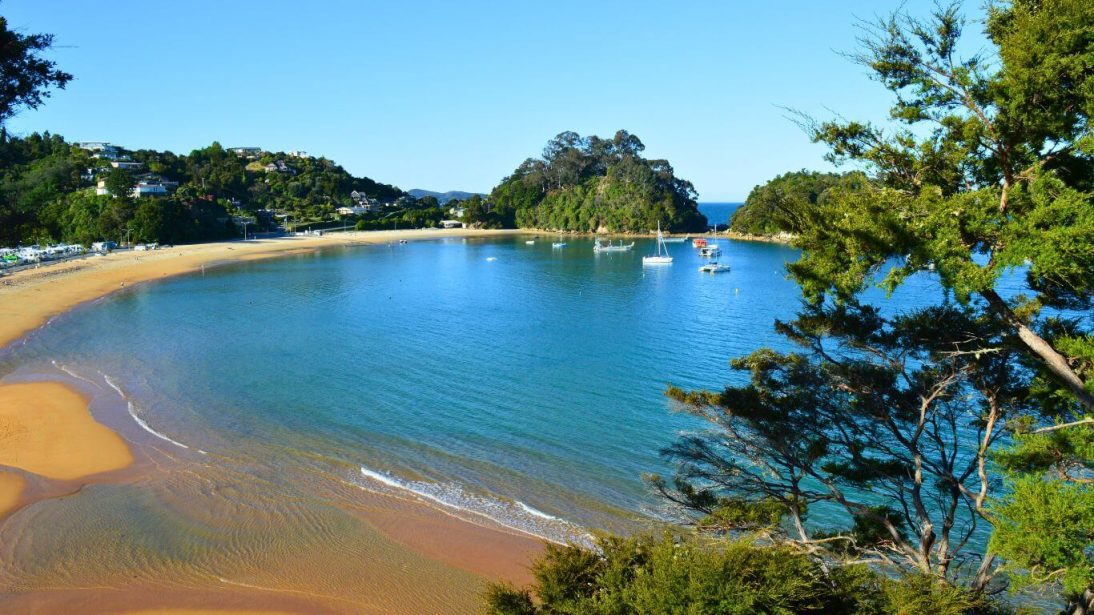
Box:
(0, 221, 1035, 610)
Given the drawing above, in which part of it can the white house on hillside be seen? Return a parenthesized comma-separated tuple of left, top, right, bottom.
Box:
(230, 147, 263, 158)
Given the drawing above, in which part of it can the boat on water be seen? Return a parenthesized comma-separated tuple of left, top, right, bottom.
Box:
(699, 261, 730, 273)
(552, 241, 567, 248)
(662, 234, 689, 243)
(525, 240, 536, 245)
(642, 223, 673, 265)
(692, 237, 708, 248)
(699, 245, 721, 258)
(593, 239, 635, 253)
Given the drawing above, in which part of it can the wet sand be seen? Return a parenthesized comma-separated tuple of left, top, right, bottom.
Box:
(0, 472, 24, 516)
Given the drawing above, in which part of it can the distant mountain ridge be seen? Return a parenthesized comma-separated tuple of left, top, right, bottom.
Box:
(407, 189, 484, 204)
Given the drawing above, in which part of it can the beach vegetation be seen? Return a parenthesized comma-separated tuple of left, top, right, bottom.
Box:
(485, 533, 1004, 615)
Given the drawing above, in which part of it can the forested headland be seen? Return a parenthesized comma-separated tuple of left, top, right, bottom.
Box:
(486, 130, 708, 233)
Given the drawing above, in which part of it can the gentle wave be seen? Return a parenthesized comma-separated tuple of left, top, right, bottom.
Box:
(51, 360, 101, 388)
(355, 465, 593, 548)
(101, 373, 207, 454)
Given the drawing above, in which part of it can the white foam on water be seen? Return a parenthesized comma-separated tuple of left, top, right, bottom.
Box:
(51, 360, 101, 387)
(518, 501, 562, 522)
(101, 373, 207, 454)
(355, 465, 593, 548)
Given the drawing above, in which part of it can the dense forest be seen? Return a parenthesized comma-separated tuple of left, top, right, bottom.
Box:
(0, 134, 402, 246)
(487, 130, 708, 233)
(729, 170, 868, 236)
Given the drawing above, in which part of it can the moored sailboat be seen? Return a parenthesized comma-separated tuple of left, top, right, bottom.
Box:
(642, 223, 673, 265)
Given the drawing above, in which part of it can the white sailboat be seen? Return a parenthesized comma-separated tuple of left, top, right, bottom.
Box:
(642, 223, 673, 265)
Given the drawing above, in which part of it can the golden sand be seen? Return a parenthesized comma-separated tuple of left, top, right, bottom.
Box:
(0, 472, 24, 516)
(0, 229, 522, 351)
(0, 382, 133, 480)
(119, 611, 300, 614)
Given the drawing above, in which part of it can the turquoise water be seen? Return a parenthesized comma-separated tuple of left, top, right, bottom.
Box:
(0, 229, 1026, 546)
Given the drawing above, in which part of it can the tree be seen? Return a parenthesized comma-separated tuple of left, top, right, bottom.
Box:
(103, 167, 135, 199)
(657, 303, 1023, 587)
(492, 130, 707, 233)
(657, 2, 1092, 611)
(729, 170, 867, 236)
(793, 0, 1093, 410)
(485, 533, 992, 615)
(0, 14, 72, 131)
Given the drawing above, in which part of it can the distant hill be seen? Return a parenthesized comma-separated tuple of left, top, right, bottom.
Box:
(407, 189, 484, 204)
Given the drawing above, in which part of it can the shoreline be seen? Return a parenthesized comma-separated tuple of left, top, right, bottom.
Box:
(0, 228, 526, 352)
(0, 227, 543, 614)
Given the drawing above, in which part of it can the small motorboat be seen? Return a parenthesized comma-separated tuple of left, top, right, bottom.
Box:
(699, 262, 730, 273)
(552, 242, 567, 248)
(525, 240, 535, 245)
(692, 238, 708, 248)
(593, 239, 635, 253)
(699, 245, 721, 258)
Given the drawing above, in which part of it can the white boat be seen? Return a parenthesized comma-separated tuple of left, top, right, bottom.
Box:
(699, 262, 730, 273)
(525, 240, 535, 245)
(593, 239, 635, 253)
(552, 241, 567, 248)
(699, 245, 721, 258)
(642, 223, 673, 265)
(662, 234, 689, 243)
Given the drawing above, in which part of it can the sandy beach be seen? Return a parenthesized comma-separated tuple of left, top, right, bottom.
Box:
(0, 381, 133, 480)
(0, 228, 542, 614)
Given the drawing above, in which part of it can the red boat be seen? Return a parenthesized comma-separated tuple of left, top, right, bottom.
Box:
(692, 238, 708, 248)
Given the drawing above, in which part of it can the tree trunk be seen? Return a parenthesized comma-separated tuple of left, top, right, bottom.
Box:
(1069, 588, 1093, 615)
(981, 289, 1094, 411)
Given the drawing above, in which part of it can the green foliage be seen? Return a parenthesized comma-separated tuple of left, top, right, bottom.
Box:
(661, 3, 1094, 611)
(729, 170, 867, 236)
(485, 533, 996, 615)
(0, 133, 404, 245)
(989, 476, 1094, 599)
(878, 574, 985, 615)
(0, 14, 72, 126)
(103, 167, 135, 198)
(491, 130, 707, 233)
(660, 302, 1026, 583)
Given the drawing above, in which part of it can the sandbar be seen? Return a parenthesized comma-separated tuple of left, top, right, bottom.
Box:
(0, 381, 133, 480)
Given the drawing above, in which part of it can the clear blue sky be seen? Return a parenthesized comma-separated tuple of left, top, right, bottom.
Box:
(2, 0, 986, 201)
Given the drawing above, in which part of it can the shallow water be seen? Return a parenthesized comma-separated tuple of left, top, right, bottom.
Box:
(0, 226, 1035, 609)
